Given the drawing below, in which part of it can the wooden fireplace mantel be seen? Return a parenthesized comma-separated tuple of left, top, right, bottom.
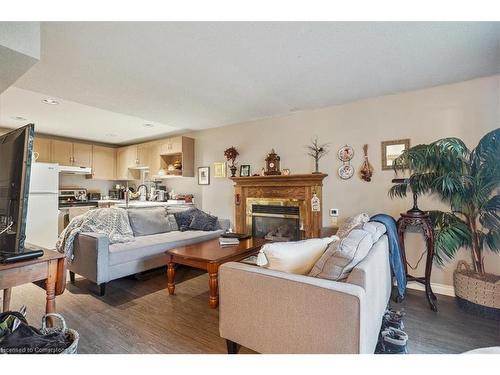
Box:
(231, 173, 328, 185)
(232, 173, 328, 239)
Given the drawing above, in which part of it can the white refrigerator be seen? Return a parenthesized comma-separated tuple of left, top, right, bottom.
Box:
(25, 162, 59, 249)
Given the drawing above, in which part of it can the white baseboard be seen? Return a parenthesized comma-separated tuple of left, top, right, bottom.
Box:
(406, 281, 455, 297)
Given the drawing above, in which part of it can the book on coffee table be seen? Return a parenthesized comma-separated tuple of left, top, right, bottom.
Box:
(219, 237, 240, 247)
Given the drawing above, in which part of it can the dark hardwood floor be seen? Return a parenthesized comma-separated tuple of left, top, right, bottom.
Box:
(391, 289, 499, 354)
(6, 267, 499, 354)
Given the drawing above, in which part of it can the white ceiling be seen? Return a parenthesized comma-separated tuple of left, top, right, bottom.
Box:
(2, 22, 500, 143)
(0, 87, 179, 143)
(0, 22, 40, 94)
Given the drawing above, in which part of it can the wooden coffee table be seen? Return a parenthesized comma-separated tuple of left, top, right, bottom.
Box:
(166, 237, 267, 308)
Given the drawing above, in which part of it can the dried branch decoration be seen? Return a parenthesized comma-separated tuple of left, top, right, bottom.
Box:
(359, 144, 374, 182)
(306, 137, 330, 173)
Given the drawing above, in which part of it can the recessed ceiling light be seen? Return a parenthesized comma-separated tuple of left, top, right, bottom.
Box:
(42, 98, 59, 105)
(106, 133, 118, 137)
(12, 116, 27, 121)
(143, 123, 154, 128)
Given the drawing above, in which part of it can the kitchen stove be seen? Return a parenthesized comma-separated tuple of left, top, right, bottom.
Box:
(59, 200, 99, 208)
(58, 188, 98, 208)
(58, 188, 99, 233)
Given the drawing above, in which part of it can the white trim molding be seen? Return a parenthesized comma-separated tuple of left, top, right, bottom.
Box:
(406, 281, 455, 297)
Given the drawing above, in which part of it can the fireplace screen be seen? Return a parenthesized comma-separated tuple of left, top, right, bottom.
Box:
(251, 204, 300, 242)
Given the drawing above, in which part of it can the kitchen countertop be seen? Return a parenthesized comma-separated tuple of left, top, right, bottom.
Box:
(96, 199, 194, 208)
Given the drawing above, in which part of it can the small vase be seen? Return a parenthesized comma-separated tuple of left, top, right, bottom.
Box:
(312, 160, 321, 174)
(230, 165, 237, 177)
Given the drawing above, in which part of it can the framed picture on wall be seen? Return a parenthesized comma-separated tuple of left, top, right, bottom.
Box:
(381, 139, 410, 170)
(239, 165, 251, 177)
(213, 162, 227, 178)
(198, 166, 210, 185)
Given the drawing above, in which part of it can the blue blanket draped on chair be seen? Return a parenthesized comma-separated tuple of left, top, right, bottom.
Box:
(370, 214, 406, 299)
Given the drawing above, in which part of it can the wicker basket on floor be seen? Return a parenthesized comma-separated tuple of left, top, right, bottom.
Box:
(40, 313, 80, 354)
(453, 261, 500, 320)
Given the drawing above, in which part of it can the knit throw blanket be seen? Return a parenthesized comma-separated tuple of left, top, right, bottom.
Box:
(56, 207, 135, 260)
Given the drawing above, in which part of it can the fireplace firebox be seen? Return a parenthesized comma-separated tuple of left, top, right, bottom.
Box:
(251, 204, 300, 242)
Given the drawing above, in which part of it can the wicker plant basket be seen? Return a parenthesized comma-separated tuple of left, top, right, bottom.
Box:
(453, 261, 500, 320)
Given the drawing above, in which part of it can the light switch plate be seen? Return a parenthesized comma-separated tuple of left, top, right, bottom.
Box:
(329, 208, 339, 217)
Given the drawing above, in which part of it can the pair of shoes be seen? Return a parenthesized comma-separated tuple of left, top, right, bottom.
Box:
(383, 308, 405, 330)
(379, 327, 408, 354)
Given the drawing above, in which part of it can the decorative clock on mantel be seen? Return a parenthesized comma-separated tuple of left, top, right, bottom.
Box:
(264, 149, 281, 175)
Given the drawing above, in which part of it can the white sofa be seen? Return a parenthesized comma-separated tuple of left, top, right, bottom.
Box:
(68, 212, 229, 296)
(219, 235, 391, 354)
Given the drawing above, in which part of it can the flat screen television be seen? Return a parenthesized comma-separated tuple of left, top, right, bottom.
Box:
(0, 124, 43, 263)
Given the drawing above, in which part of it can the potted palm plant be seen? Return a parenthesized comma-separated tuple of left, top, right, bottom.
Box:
(389, 128, 499, 318)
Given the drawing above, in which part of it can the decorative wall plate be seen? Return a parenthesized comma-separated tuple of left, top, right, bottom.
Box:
(338, 145, 354, 162)
(338, 164, 354, 179)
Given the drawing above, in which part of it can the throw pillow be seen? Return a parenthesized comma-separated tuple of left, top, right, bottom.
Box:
(256, 237, 334, 275)
(309, 228, 374, 281)
(127, 207, 171, 237)
(173, 208, 199, 231)
(165, 214, 179, 232)
(336, 213, 370, 238)
(189, 210, 219, 231)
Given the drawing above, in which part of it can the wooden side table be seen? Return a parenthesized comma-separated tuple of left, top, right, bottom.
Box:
(0, 250, 66, 319)
(397, 211, 438, 312)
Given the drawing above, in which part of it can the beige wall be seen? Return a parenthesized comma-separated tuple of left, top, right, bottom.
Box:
(166, 75, 500, 287)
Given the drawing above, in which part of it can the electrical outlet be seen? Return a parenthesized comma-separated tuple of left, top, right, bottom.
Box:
(329, 208, 339, 217)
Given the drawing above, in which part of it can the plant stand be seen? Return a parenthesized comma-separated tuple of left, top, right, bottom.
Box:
(397, 211, 438, 312)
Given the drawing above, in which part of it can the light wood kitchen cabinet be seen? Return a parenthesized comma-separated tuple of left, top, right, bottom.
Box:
(116, 145, 139, 180)
(157, 136, 195, 177)
(91, 145, 116, 180)
(147, 141, 162, 176)
(73, 143, 93, 167)
(34, 133, 194, 180)
(50, 140, 92, 167)
(33, 137, 51, 162)
(116, 143, 153, 180)
(179, 137, 195, 177)
(159, 136, 183, 155)
(51, 140, 74, 165)
(136, 143, 151, 167)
